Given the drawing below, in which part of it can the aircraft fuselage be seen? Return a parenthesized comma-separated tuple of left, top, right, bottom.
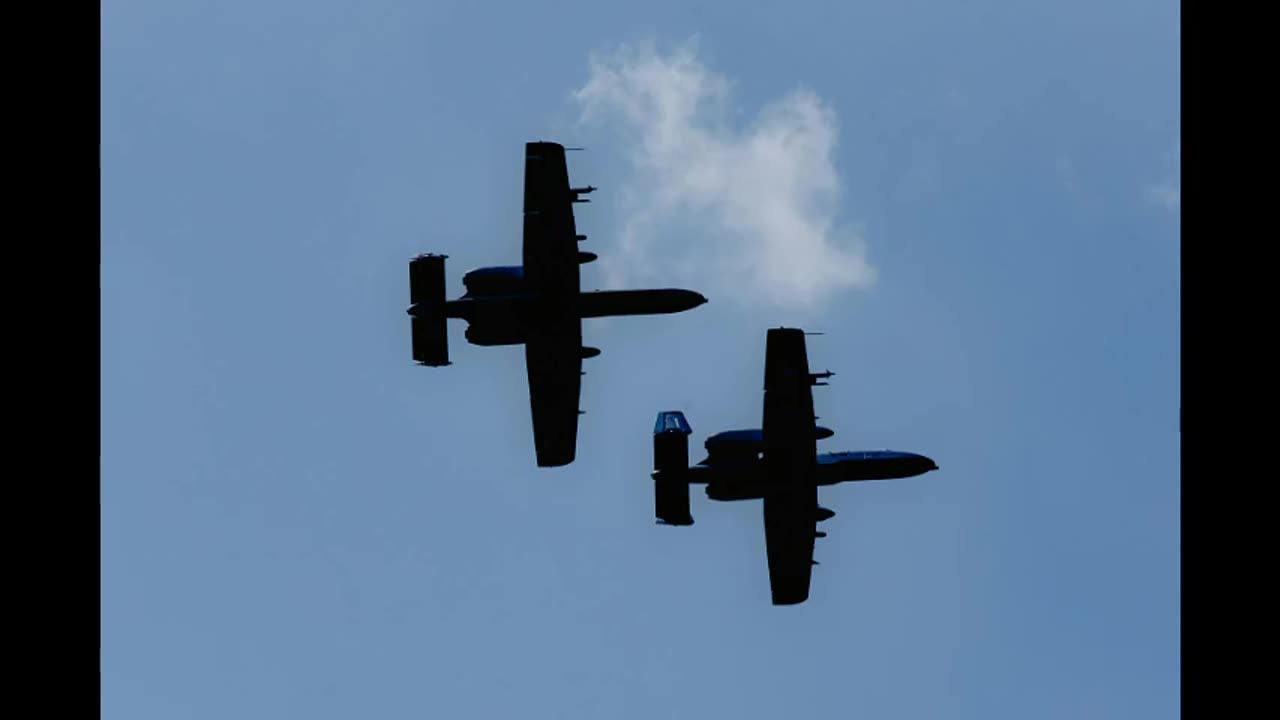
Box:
(404, 263, 707, 346)
(670, 449, 939, 501)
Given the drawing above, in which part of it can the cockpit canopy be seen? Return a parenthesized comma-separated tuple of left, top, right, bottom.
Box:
(819, 450, 915, 462)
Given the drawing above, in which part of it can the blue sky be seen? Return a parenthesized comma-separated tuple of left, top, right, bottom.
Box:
(102, 1, 1179, 718)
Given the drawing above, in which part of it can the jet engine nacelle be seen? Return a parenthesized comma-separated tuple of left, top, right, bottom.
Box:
(705, 426, 835, 456)
(461, 265, 525, 297)
(705, 482, 761, 501)
(465, 324, 526, 346)
(815, 506, 835, 522)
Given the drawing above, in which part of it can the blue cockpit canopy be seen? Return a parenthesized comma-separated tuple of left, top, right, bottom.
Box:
(818, 450, 917, 463)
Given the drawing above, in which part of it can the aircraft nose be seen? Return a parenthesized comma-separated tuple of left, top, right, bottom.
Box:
(675, 290, 708, 310)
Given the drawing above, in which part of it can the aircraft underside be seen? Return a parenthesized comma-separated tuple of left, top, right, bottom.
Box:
(407, 141, 708, 469)
(647, 328, 939, 605)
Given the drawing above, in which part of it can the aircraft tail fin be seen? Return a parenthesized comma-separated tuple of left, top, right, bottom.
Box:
(653, 411, 694, 526)
(409, 254, 450, 366)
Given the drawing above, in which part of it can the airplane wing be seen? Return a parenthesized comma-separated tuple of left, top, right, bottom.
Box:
(522, 141, 583, 296)
(762, 479, 820, 604)
(760, 328, 821, 604)
(521, 142, 586, 467)
(524, 316, 582, 467)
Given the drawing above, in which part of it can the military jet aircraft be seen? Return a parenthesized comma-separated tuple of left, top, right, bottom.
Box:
(407, 141, 708, 467)
(649, 328, 939, 605)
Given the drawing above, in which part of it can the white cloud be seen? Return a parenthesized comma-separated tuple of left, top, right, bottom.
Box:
(572, 38, 874, 311)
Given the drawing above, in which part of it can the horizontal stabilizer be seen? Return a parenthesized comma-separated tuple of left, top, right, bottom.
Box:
(655, 480, 694, 526)
(409, 253, 447, 306)
(654, 411, 694, 525)
(408, 254, 450, 366)
(411, 316, 450, 366)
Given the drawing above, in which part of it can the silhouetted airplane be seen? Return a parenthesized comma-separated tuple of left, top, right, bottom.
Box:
(649, 328, 939, 605)
(407, 141, 708, 467)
